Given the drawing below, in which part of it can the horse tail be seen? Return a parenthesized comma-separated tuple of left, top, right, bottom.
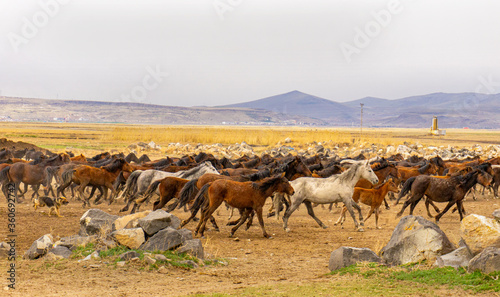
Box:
(142, 180, 161, 203)
(57, 169, 75, 197)
(117, 170, 141, 202)
(395, 176, 416, 205)
(188, 183, 210, 216)
(175, 179, 199, 209)
(44, 166, 59, 187)
(0, 166, 11, 186)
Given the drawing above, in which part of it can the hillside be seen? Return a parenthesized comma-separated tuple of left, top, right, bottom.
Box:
(0, 97, 324, 126)
(222, 90, 356, 124)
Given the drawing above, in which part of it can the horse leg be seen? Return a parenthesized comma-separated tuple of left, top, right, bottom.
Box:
(375, 207, 381, 229)
(303, 200, 327, 229)
(456, 200, 466, 220)
(197, 200, 223, 237)
(282, 195, 304, 232)
(364, 206, 375, 224)
(333, 206, 347, 226)
(383, 197, 390, 210)
(396, 193, 422, 218)
(230, 208, 251, 238)
(343, 199, 362, 231)
(246, 210, 255, 230)
(209, 216, 220, 232)
(254, 207, 270, 238)
(434, 200, 457, 223)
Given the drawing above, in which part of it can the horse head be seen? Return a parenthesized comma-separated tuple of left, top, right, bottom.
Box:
(361, 160, 379, 185)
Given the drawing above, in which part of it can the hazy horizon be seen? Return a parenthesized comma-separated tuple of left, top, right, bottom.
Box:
(1, 1, 500, 107)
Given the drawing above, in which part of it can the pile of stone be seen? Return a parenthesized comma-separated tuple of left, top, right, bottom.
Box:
(328, 211, 500, 274)
(18, 209, 203, 263)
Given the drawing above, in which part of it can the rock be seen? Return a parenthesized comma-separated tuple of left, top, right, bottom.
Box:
(176, 239, 204, 259)
(380, 216, 456, 266)
(116, 261, 126, 267)
(178, 260, 198, 268)
(435, 247, 473, 268)
(47, 246, 72, 259)
(111, 228, 145, 249)
(328, 247, 382, 271)
(113, 211, 151, 231)
(55, 235, 98, 250)
(138, 210, 181, 236)
(468, 246, 500, 274)
(79, 209, 119, 236)
(154, 254, 168, 261)
(140, 227, 182, 251)
(44, 253, 63, 261)
(119, 251, 141, 261)
(284, 138, 292, 144)
(24, 234, 54, 260)
(0, 242, 10, 259)
(461, 214, 500, 255)
(158, 266, 169, 274)
(99, 238, 117, 249)
(493, 210, 500, 222)
(178, 229, 193, 243)
(144, 255, 156, 265)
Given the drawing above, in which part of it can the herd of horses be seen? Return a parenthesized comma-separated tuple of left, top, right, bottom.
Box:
(0, 146, 499, 238)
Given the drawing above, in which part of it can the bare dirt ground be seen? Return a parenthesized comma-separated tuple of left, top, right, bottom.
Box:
(0, 190, 498, 296)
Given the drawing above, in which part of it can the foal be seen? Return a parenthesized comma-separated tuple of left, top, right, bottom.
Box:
(335, 179, 399, 229)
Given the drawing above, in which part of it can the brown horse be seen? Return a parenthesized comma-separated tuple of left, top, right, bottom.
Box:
(335, 179, 400, 229)
(0, 154, 70, 202)
(193, 176, 295, 238)
(58, 158, 133, 207)
(396, 162, 438, 184)
(396, 170, 489, 222)
(134, 176, 189, 213)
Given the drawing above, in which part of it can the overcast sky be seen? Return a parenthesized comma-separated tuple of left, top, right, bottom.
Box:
(1, 0, 499, 107)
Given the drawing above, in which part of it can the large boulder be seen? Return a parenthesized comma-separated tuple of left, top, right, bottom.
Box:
(111, 228, 145, 249)
(328, 247, 382, 271)
(55, 235, 98, 250)
(176, 239, 204, 259)
(138, 210, 181, 236)
(113, 211, 151, 231)
(24, 234, 54, 260)
(435, 247, 473, 269)
(461, 214, 500, 255)
(468, 247, 500, 274)
(178, 229, 194, 242)
(140, 227, 182, 251)
(380, 216, 456, 266)
(79, 209, 119, 236)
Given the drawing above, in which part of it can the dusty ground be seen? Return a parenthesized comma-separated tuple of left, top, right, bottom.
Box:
(0, 190, 499, 297)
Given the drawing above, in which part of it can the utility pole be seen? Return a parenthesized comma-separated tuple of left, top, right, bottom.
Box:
(360, 103, 364, 138)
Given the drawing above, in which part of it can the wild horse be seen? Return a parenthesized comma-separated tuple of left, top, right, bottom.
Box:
(282, 159, 379, 232)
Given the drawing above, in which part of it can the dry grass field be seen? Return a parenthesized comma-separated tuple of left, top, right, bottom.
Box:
(2, 122, 500, 157)
(1, 122, 500, 296)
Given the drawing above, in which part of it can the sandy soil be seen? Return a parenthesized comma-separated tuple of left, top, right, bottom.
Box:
(1, 190, 498, 297)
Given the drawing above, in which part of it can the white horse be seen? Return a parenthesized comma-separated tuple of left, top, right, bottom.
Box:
(282, 159, 379, 232)
(117, 161, 219, 213)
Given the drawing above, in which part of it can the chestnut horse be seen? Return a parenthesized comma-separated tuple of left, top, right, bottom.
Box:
(335, 179, 400, 229)
(0, 154, 70, 202)
(58, 158, 133, 207)
(193, 176, 295, 238)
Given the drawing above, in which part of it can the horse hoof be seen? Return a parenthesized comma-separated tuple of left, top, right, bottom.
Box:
(358, 228, 365, 232)
(284, 228, 291, 233)
(385, 206, 390, 210)
(376, 226, 382, 230)
(214, 228, 220, 232)
(322, 225, 328, 229)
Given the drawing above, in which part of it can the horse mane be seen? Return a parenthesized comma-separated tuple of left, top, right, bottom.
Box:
(337, 162, 361, 182)
(251, 176, 284, 193)
(418, 163, 431, 174)
(373, 162, 390, 171)
(241, 168, 271, 181)
(101, 158, 125, 172)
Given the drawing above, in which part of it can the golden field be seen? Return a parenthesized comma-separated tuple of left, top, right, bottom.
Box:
(1, 122, 500, 156)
